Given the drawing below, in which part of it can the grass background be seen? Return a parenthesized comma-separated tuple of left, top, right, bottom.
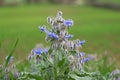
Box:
(100, 0, 120, 3)
(0, 4, 120, 66)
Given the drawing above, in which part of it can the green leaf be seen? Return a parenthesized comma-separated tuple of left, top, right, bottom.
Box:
(58, 61, 69, 75)
(28, 73, 43, 80)
(69, 74, 92, 80)
(16, 60, 31, 71)
(57, 58, 65, 68)
(73, 69, 100, 77)
(48, 47, 52, 54)
(42, 53, 53, 65)
(69, 51, 77, 55)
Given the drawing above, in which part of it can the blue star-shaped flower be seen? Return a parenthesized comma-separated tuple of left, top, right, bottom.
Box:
(64, 19, 73, 27)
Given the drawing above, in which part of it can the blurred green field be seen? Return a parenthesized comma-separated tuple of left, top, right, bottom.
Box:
(100, 0, 120, 3)
(100, 0, 120, 4)
(0, 4, 120, 64)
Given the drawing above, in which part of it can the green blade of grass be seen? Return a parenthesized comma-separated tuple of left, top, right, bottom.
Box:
(0, 42, 1, 48)
(4, 38, 19, 68)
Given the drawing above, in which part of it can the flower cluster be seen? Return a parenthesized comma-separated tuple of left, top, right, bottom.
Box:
(28, 48, 48, 64)
(39, 11, 85, 52)
(0, 56, 19, 80)
(28, 11, 90, 71)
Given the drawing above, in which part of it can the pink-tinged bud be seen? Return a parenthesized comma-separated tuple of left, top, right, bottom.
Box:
(0, 64, 3, 70)
(70, 63, 75, 71)
(47, 17, 52, 23)
(4, 75, 9, 80)
(77, 63, 83, 71)
(14, 72, 19, 79)
(5, 68, 9, 73)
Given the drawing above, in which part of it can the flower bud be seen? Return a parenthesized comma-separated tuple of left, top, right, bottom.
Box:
(65, 49, 68, 54)
(14, 72, 19, 79)
(31, 50, 35, 56)
(5, 68, 9, 73)
(57, 11, 63, 17)
(0, 64, 3, 70)
(68, 55, 74, 62)
(35, 55, 41, 64)
(70, 63, 75, 71)
(77, 63, 82, 71)
(47, 17, 52, 23)
(28, 55, 32, 61)
(12, 64, 15, 69)
(4, 75, 9, 80)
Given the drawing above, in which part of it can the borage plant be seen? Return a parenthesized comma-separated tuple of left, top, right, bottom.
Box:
(18, 11, 100, 80)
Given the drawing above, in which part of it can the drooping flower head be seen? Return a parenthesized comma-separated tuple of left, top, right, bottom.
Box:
(64, 19, 73, 27)
(33, 48, 43, 55)
(78, 40, 85, 46)
(44, 49, 48, 54)
(64, 34, 74, 39)
(84, 57, 90, 62)
(51, 32, 59, 40)
(39, 26, 47, 32)
(77, 52, 85, 58)
(33, 48, 48, 55)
